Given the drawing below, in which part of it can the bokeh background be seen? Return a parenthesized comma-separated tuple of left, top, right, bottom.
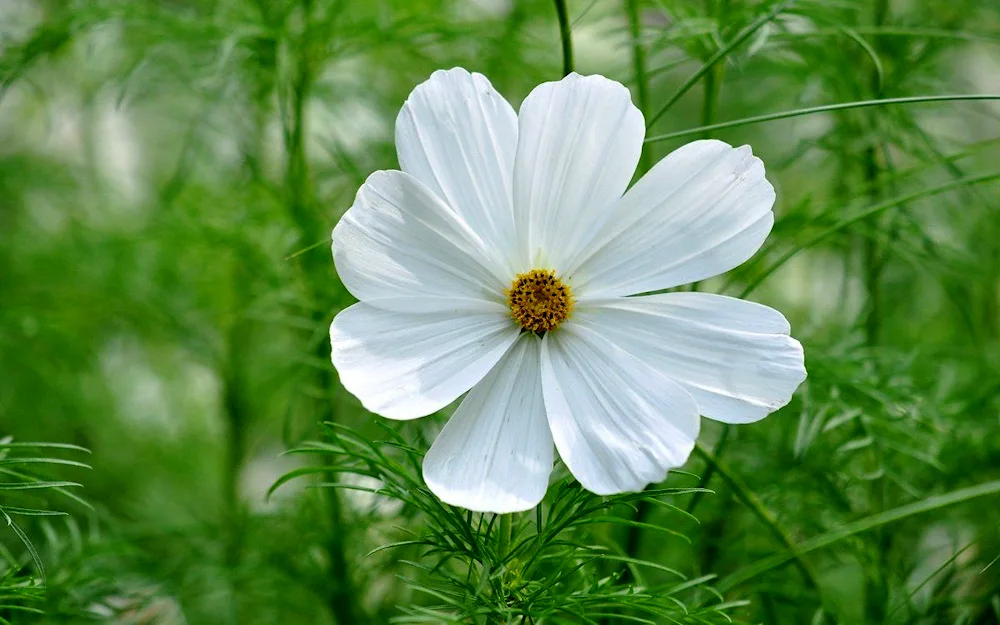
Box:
(3, 0, 1000, 623)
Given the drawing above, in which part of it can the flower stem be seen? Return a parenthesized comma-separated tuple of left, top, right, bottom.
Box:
(685, 425, 730, 515)
(863, 0, 890, 348)
(646, 0, 792, 127)
(690, 0, 727, 290)
(626, 0, 652, 174)
(699, 0, 728, 140)
(280, 2, 363, 621)
(862, 4, 891, 620)
(222, 302, 248, 625)
(719, 480, 1000, 591)
(553, 0, 574, 77)
(739, 172, 1000, 298)
(644, 94, 1000, 144)
(497, 513, 512, 561)
(694, 442, 822, 592)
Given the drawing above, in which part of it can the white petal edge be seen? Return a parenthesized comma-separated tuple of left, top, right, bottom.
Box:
(512, 73, 645, 273)
(540, 324, 700, 496)
(332, 170, 507, 306)
(575, 292, 806, 424)
(396, 68, 520, 275)
(568, 140, 776, 297)
(423, 333, 553, 513)
(330, 302, 520, 420)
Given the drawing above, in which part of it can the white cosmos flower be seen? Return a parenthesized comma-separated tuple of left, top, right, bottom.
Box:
(330, 68, 806, 514)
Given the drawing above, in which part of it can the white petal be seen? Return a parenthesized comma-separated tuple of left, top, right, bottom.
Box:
(330, 302, 519, 420)
(422, 334, 552, 513)
(569, 140, 776, 297)
(540, 324, 699, 496)
(332, 170, 506, 306)
(576, 292, 806, 424)
(396, 68, 519, 273)
(512, 73, 645, 272)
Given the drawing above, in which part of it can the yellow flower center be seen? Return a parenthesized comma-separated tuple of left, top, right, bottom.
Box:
(506, 269, 574, 333)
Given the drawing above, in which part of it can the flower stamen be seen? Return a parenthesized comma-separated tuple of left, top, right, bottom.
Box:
(506, 269, 574, 333)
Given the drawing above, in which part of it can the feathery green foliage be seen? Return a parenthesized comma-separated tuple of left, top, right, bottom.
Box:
(0, 439, 90, 623)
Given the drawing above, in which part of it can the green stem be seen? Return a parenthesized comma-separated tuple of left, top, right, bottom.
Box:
(685, 426, 730, 515)
(281, 5, 361, 622)
(862, 176, 882, 344)
(861, 5, 889, 620)
(553, 0, 574, 77)
(646, 0, 792, 127)
(862, 0, 889, 348)
(626, 0, 652, 174)
(645, 94, 1000, 144)
(222, 317, 247, 625)
(699, 0, 728, 140)
(719, 479, 1000, 591)
(689, 0, 727, 290)
(699, 65, 722, 140)
(694, 443, 823, 592)
(286, 44, 316, 239)
(739, 172, 1000, 298)
(497, 513, 512, 561)
(491, 514, 515, 624)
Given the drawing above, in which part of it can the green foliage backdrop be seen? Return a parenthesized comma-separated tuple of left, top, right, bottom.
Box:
(2, 0, 1000, 623)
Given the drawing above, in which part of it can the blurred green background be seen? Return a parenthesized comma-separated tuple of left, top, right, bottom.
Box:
(3, 0, 1000, 623)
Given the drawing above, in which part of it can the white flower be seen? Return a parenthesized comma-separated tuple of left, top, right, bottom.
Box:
(330, 68, 806, 513)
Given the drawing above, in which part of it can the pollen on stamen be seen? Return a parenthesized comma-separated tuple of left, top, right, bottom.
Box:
(505, 269, 575, 333)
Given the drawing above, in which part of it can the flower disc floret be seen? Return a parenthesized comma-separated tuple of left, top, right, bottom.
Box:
(506, 269, 574, 333)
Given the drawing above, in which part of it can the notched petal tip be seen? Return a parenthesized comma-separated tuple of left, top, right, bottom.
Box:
(573, 294, 805, 425)
(407, 67, 472, 93)
(434, 66, 474, 77)
(420, 335, 552, 513)
(730, 333, 806, 423)
(568, 137, 778, 296)
(513, 70, 646, 272)
(398, 67, 500, 117)
(578, 439, 694, 497)
(422, 474, 544, 514)
(525, 71, 639, 106)
(393, 67, 519, 273)
(541, 327, 700, 498)
(785, 334, 808, 384)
